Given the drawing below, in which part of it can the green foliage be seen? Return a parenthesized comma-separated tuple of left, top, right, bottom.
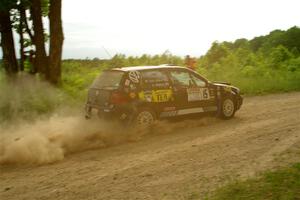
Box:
(107, 53, 184, 68)
(41, 0, 50, 16)
(0, 0, 17, 11)
(205, 42, 230, 65)
(61, 60, 103, 100)
(197, 26, 300, 94)
(248, 26, 300, 55)
(0, 73, 70, 123)
(61, 35, 300, 97)
(206, 163, 300, 200)
(269, 45, 293, 68)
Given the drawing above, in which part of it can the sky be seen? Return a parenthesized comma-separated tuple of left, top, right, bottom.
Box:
(1, 0, 300, 59)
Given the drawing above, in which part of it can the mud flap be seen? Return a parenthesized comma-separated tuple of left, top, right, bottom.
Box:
(85, 105, 92, 119)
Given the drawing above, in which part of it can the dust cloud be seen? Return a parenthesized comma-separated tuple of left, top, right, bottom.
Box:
(0, 116, 123, 165)
(0, 73, 216, 165)
(0, 114, 216, 165)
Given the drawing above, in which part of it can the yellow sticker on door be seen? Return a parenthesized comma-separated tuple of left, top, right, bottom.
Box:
(187, 88, 210, 101)
(152, 89, 173, 102)
(139, 89, 173, 102)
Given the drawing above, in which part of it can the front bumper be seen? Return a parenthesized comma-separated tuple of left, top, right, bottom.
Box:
(236, 95, 243, 110)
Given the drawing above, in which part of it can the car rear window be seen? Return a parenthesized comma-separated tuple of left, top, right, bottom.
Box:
(91, 71, 124, 89)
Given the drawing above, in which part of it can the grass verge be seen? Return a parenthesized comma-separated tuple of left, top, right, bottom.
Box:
(205, 163, 300, 200)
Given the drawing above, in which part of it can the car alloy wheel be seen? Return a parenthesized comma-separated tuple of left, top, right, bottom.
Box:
(136, 110, 155, 126)
(222, 98, 235, 118)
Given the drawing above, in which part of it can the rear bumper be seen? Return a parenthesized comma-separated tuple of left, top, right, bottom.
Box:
(85, 103, 116, 118)
(85, 103, 133, 122)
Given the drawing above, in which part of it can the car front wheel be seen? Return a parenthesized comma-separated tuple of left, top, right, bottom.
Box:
(219, 97, 236, 119)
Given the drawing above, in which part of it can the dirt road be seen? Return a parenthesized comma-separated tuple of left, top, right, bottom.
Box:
(1, 92, 300, 200)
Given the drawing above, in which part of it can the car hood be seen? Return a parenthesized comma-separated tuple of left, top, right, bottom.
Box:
(210, 82, 240, 94)
(212, 81, 231, 86)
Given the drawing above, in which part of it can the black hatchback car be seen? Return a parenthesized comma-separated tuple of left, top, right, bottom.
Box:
(85, 65, 243, 125)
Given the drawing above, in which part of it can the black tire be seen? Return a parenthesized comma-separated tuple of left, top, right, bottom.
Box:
(219, 96, 236, 119)
(133, 108, 156, 127)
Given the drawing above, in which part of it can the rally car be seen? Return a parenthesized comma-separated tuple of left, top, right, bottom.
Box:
(85, 65, 243, 125)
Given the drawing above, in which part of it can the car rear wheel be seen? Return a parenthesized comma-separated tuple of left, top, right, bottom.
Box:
(220, 97, 235, 119)
(135, 109, 156, 126)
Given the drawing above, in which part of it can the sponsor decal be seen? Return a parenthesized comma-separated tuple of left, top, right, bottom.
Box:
(177, 107, 204, 115)
(150, 82, 170, 88)
(152, 89, 173, 102)
(129, 92, 136, 99)
(138, 89, 173, 102)
(160, 106, 217, 117)
(160, 111, 177, 117)
(129, 71, 140, 83)
(187, 88, 210, 101)
(139, 90, 152, 102)
(130, 84, 137, 90)
(163, 106, 176, 111)
(124, 79, 130, 86)
(203, 106, 218, 112)
(209, 89, 215, 98)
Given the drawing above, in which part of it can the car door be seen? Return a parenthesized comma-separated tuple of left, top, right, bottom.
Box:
(188, 71, 217, 112)
(139, 69, 174, 115)
(168, 69, 191, 110)
(168, 68, 217, 116)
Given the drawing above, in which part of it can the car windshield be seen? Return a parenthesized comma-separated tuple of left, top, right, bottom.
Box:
(91, 71, 124, 89)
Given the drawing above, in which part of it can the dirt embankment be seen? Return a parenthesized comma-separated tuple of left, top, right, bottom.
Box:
(1, 92, 300, 200)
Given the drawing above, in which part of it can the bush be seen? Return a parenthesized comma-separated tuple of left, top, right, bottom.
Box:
(0, 73, 70, 123)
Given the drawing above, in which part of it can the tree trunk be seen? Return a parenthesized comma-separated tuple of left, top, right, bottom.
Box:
(49, 0, 64, 85)
(31, 0, 48, 75)
(19, 5, 26, 71)
(23, 7, 34, 42)
(0, 10, 19, 76)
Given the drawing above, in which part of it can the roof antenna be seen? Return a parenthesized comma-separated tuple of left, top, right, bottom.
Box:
(102, 46, 112, 59)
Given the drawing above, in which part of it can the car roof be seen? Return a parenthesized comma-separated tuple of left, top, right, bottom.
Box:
(109, 65, 188, 72)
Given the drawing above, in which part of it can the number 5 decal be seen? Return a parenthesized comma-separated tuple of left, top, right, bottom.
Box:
(187, 88, 210, 101)
(202, 88, 209, 99)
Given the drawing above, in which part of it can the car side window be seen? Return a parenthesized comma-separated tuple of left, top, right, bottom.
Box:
(190, 73, 206, 87)
(169, 71, 192, 87)
(141, 70, 169, 89)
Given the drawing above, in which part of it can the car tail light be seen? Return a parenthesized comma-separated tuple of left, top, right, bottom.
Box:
(110, 91, 128, 105)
